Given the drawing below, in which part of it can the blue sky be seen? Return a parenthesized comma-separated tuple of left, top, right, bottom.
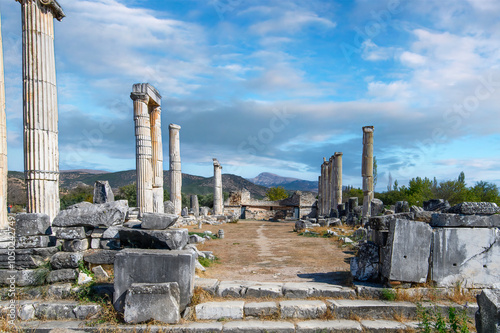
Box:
(1, 0, 500, 190)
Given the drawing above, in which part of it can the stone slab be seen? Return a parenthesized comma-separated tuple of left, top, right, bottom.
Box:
(83, 249, 118, 265)
(195, 301, 244, 320)
(53, 200, 128, 227)
(350, 242, 380, 282)
(283, 282, 355, 298)
(118, 227, 188, 250)
(223, 320, 295, 333)
(50, 252, 84, 270)
(194, 278, 219, 295)
(0, 247, 58, 269)
(360, 320, 407, 332)
(279, 300, 327, 319)
(447, 202, 500, 215)
(141, 213, 179, 230)
(245, 282, 283, 298)
(113, 249, 195, 313)
(431, 213, 500, 228)
(369, 213, 414, 230)
(54, 227, 87, 240)
(328, 300, 417, 320)
(63, 239, 89, 252)
(216, 280, 248, 297)
(15, 235, 52, 249)
(475, 289, 500, 333)
(244, 302, 278, 317)
(46, 269, 77, 284)
(296, 320, 363, 332)
(93, 180, 114, 204)
(15, 213, 51, 237)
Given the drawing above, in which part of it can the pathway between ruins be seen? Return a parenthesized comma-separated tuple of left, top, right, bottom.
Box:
(192, 220, 352, 284)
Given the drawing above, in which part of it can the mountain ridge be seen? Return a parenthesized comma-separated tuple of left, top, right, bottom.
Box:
(248, 172, 318, 193)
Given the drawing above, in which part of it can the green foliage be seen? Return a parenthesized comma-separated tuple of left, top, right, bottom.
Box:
(380, 288, 396, 301)
(198, 256, 219, 268)
(78, 260, 93, 277)
(373, 156, 378, 190)
(265, 186, 289, 201)
(115, 183, 136, 207)
(198, 193, 214, 208)
(164, 190, 170, 201)
(60, 184, 93, 210)
(344, 187, 363, 204)
(188, 231, 217, 240)
(416, 304, 471, 333)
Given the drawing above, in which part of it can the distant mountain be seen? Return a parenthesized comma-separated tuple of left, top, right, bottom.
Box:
(248, 172, 318, 193)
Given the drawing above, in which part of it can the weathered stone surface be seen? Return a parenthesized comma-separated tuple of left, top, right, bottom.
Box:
(371, 199, 384, 217)
(114, 249, 196, 313)
(295, 220, 312, 231)
(63, 239, 89, 252)
(447, 202, 500, 215)
(431, 228, 500, 288)
(381, 219, 432, 283)
(47, 283, 73, 299)
(245, 282, 283, 298)
(282, 282, 355, 299)
(118, 227, 188, 250)
(190, 195, 200, 218)
(414, 210, 433, 223)
(423, 199, 450, 212)
(54, 227, 87, 240)
(328, 300, 417, 319)
(296, 320, 362, 332)
(17, 269, 49, 286)
(34, 303, 77, 320)
(141, 213, 179, 230)
(369, 212, 414, 230)
(73, 304, 101, 320)
(181, 207, 189, 216)
(189, 234, 205, 244)
(195, 301, 244, 320)
(15, 213, 50, 237)
(77, 272, 92, 285)
(92, 265, 109, 280)
(244, 302, 278, 317)
(224, 320, 295, 333)
(18, 304, 35, 321)
(124, 282, 180, 324)
(46, 269, 77, 284)
(216, 281, 247, 297)
(352, 228, 367, 241)
(200, 207, 209, 217)
(360, 320, 407, 332)
(164, 201, 175, 214)
(53, 200, 129, 227)
(431, 213, 500, 228)
(475, 289, 500, 333)
(395, 201, 410, 213)
(350, 242, 379, 281)
(100, 239, 121, 250)
(194, 278, 219, 295)
(83, 249, 117, 265)
(16, 235, 52, 249)
(0, 247, 58, 269)
(280, 300, 327, 319)
(93, 180, 114, 204)
(102, 226, 121, 239)
(50, 252, 83, 270)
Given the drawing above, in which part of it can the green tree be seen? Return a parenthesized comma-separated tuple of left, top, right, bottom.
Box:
(60, 184, 93, 210)
(265, 186, 288, 201)
(469, 181, 500, 204)
(373, 156, 378, 190)
(115, 183, 136, 207)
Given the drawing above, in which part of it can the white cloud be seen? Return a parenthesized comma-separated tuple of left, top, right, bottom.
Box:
(400, 51, 427, 67)
(367, 81, 412, 100)
(361, 40, 396, 61)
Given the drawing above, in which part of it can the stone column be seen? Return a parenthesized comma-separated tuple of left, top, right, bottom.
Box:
(320, 159, 326, 216)
(333, 152, 343, 208)
(19, 0, 65, 222)
(169, 124, 182, 215)
(150, 106, 163, 213)
(131, 93, 153, 215)
(328, 156, 335, 216)
(323, 159, 330, 216)
(317, 175, 322, 217)
(0, 15, 7, 229)
(362, 126, 374, 218)
(190, 195, 199, 217)
(213, 158, 223, 215)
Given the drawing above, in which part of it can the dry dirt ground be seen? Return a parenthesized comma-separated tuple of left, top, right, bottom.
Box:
(188, 220, 353, 285)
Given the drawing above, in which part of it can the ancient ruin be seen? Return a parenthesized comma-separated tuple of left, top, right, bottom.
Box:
(362, 126, 374, 219)
(0, 15, 7, 229)
(131, 83, 163, 215)
(317, 153, 342, 217)
(213, 158, 223, 215)
(169, 124, 182, 215)
(18, 0, 65, 222)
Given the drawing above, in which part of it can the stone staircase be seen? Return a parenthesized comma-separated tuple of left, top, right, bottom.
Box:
(11, 279, 477, 332)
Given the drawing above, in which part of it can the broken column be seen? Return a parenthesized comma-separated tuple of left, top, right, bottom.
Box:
(362, 126, 374, 219)
(93, 181, 114, 204)
(317, 175, 322, 217)
(19, 0, 65, 222)
(0, 15, 7, 229)
(327, 156, 333, 216)
(190, 195, 199, 217)
(150, 105, 164, 213)
(333, 152, 343, 209)
(320, 158, 327, 216)
(213, 158, 223, 215)
(169, 124, 182, 215)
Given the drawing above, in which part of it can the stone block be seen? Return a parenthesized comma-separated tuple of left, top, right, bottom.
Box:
(118, 227, 188, 250)
(46, 269, 77, 284)
(47, 283, 73, 299)
(100, 239, 120, 250)
(371, 198, 384, 217)
(124, 282, 180, 324)
(368, 229, 388, 247)
(51, 252, 84, 270)
(17, 269, 49, 287)
(395, 201, 410, 213)
(164, 201, 175, 214)
(18, 304, 35, 321)
(194, 278, 219, 295)
(279, 300, 327, 319)
(91, 228, 105, 238)
(223, 320, 295, 333)
(447, 202, 500, 215)
(54, 227, 87, 240)
(78, 272, 92, 285)
(431, 228, 500, 288)
(244, 302, 278, 317)
(216, 281, 247, 297)
(63, 239, 89, 252)
(369, 213, 414, 230)
(350, 242, 380, 281)
(92, 265, 109, 280)
(282, 282, 355, 299)
(475, 289, 500, 333)
(328, 300, 417, 319)
(141, 213, 179, 230)
(52, 200, 128, 228)
(189, 234, 205, 244)
(431, 213, 500, 228)
(245, 282, 283, 298)
(296, 320, 362, 332)
(15, 213, 51, 237)
(73, 304, 101, 320)
(113, 249, 196, 313)
(0, 247, 58, 270)
(414, 210, 433, 223)
(424, 199, 450, 212)
(360, 320, 407, 332)
(381, 219, 432, 283)
(34, 303, 77, 320)
(195, 301, 244, 320)
(83, 249, 117, 265)
(90, 238, 100, 249)
(93, 180, 114, 204)
(15, 235, 52, 249)
(102, 226, 120, 239)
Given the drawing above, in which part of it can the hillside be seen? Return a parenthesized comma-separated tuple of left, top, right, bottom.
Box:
(248, 172, 318, 193)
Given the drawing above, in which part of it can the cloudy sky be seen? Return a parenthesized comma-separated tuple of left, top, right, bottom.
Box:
(1, 0, 500, 190)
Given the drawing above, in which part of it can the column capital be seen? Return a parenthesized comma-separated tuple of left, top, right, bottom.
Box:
(213, 158, 222, 169)
(334, 152, 343, 157)
(362, 125, 374, 133)
(17, 0, 65, 21)
(169, 123, 181, 131)
(130, 92, 149, 103)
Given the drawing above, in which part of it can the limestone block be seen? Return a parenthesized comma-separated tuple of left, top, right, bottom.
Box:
(431, 213, 500, 228)
(92, 265, 109, 280)
(47, 283, 73, 299)
(50, 252, 84, 270)
(296, 320, 362, 332)
(73, 304, 101, 320)
(371, 198, 384, 217)
(90, 238, 100, 249)
(216, 281, 247, 297)
(195, 301, 244, 320)
(244, 302, 279, 317)
(124, 282, 180, 324)
(17, 269, 49, 287)
(52, 201, 128, 228)
(431, 228, 500, 288)
(224, 320, 295, 333)
(369, 212, 414, 231)
(395, 201, 410, 213)
(189, 234, 205, 244)
(423, 199, 450, 212)
(194, 278, 219, 295)
(100, 239, 120, 250)
(93, 180, 114, 204)
(350, 242, 380, 281)
(279, 300, 327, 319)
(18, 304, 35, 321)
(141, 213, 179, 230)
(46, 269, 77, 284)
(118, 227, 188, 250)
(54, 227, 87, 240)
(15, 235, 52, 249)
(328, 299, 417, 319)
(102, 226, 120, 239)
(83, 249, 117, 265)
(62, 239, 89, 252)
(15, 213, 51, 237)
(475, 289, 500, 333)
(360, 320, 407, 331)
(164, 201, 175, 214)
(447, 202, 500, 215)
(113, 249, 196, 313)
(0, 247, 58, 269)
(245, 282, 283, 298)
(78, 272, 92, 285)
(34, 303, 77, 320)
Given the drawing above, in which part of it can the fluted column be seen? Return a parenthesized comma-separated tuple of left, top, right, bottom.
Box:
(333, 152, 343, 208)
(328, 156, 334, 216)
(19, 0, 64, 222)
(317, 175, 322, 216)
(150, 106, 163, 213)
(131, 93, 153, 215)
(320, 160, 326, 216)
(169, 124, 182, 215)
(0, 14, 7, 229)
(362, 126, 374, 218)
(213, 158, 223, 215)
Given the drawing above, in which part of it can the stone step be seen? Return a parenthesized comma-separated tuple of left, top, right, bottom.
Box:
(195, 278, 356, 299)
(20, 319, 420, 332)
(0, 300, 101, 321)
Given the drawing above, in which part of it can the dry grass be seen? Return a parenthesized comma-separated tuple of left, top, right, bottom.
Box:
(0, 316, 22, 333)
(189, 287, 215, 307)
(319, 308, 336, 320)
(446, 283, 477, 304)
(348, 312, 362, 321)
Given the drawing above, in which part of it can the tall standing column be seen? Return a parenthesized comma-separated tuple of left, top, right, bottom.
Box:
(150, 106, 163, 213)
(213, 158, 223, 215)
(328, 156, 334, 216)
(131, 93, 153, 215)
(333, 152, 343, 208)
(320, 159, 326, 216)
(19, 0, 65, 222)
(324, 159, 330, 216)
(0, 14, 7, 229)
(317, 175, 322, 216)
(169, 124, 182, 215)
(362, 126, 374, 218)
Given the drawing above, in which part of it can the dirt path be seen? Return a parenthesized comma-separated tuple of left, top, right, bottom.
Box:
(190, 220, 353, 285)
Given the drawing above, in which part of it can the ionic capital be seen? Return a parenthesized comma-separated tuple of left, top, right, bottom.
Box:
(17, 0, 65, 21)
(130, 92, 149, 103)
(169, 123, 181, 131)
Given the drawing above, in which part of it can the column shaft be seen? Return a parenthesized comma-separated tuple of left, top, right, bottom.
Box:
(334, 152, 343, 207)
(213, 159, 223, 215)
(169, 124, 182, 215)
(362, 126, 374, 218)
(317, 175, 322, 217)
(0, 14, 7, 229)
(21, 0, 61, 222)
(150, 106, 163, 213)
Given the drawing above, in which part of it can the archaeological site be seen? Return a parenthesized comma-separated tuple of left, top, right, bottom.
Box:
(0, 0, 498, 332)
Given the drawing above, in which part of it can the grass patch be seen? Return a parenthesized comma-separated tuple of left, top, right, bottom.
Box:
(189, 231, 217, 240)
(417, 303, 472, 333)
(381, 288, 397, 301)
(198, 256, 219, 268)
